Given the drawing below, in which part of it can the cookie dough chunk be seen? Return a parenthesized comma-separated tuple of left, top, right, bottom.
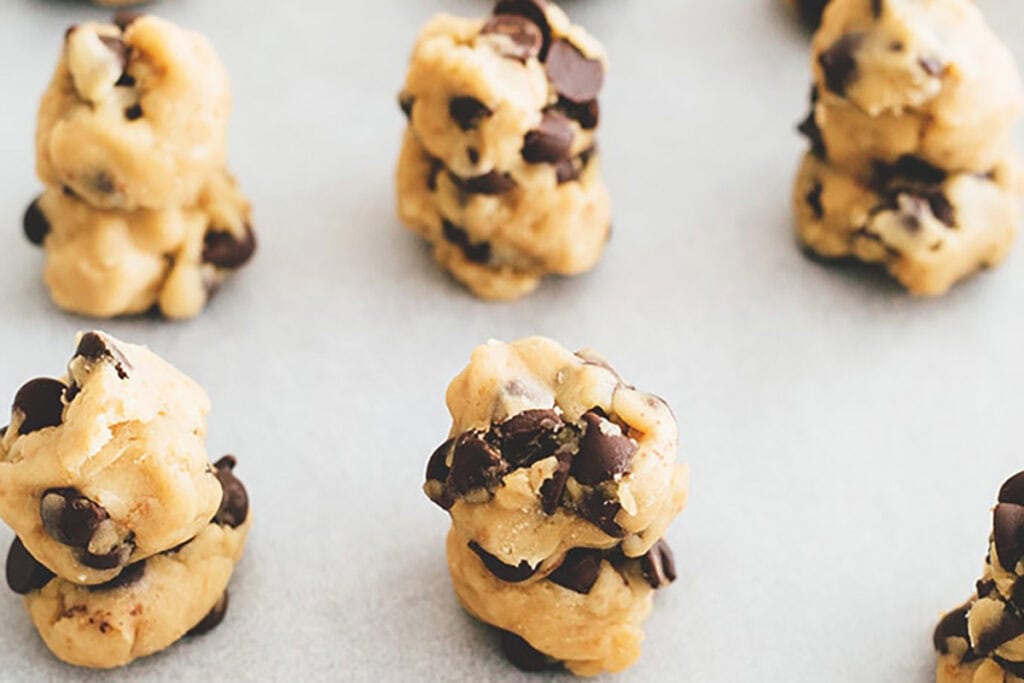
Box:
(934, 471, 1024, 681)
(396, 1, 612, 300)
(7, 457, 250, 669)
(0, 332, 223, 585)
(810, 0, 1022, 180)
(794, 152, 1016, 295)
(424, 337, 687, 674)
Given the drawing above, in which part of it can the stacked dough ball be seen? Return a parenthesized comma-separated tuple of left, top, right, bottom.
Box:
(24, 14, 256, 319)
(423, 338, 687, 675)
(397, 0, 611, 300)
(934, 471, 1024, 681)
(0, 332, 250, 668)
(793, 0, 1022, 295)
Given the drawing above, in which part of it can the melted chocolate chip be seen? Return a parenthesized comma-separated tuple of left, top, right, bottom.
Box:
(492, 409, 563, 467)
(448, 433, 505, 497)
(449, 170, 517, 195)
(449, 97, 492, 131)
(187, 591, 229, 636)
(92, 171, 116, 195)
(555, 147, 595, 185)
(546, 39, 604, 104)
(481, 15, 543, 62)
(994, 503, 1024, 571)
(88, 560, 145, 592)
(399, 93, 414, 119)
(213, 456, 249, 528)
(806, 182, 824, 219)
(571, 411, 635, 486)
(5, 537, 54, 595)
(493, 0, 552, 60)
(499, 630, 559, 672)
(975, 607, 1024, 654)
(798, 108, 826, 160)
(579, 494, 625, 537)
(468, 542, 537, 582)
(1000, 472, 1024, 505)
(539, 448, 572, 514)
(933, 604, 970, 654)
(23, 199, 50, 246)
(13, 378, 66, 435)
(75, 332, 131, 380)
(640, 539, 677, 589)
(522, 112, 574, 164)
(548, 548, 602, 594)
(203, 226, 257, 270)
(818, 33, 865, 96)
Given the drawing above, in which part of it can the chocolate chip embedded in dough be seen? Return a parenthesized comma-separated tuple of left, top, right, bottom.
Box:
(203, 226, 257, 269)
(213, 456, 249, 528)
(492, 408, 563, 467)
(88, 559, 146, 592)
(806, 182, 824, 219)
(124, 104, 143, 120)
(795, 0, 831, 27)
(818, 33, 865, 96)
(995, 657, 1024, 678)
(548, 548, 602, 594)
(545, 39, 604, 104)
(1000, 472, 1024, 505)
(493, 0, 552, 60)
(994, 503, 1024, 571)
(974, 606, 1024, 654)
(571, 411, 635, 486)
(522, 112, 574, 164)
(640, 539, 677, 589)
(22, 198, 50, 246)
(5, 537, 54, 595)
(425, 438, 454, 485)
(449, 170, 517, 196)
(539, 447, 572, 514)
(75, 332, 132, 380)
(81, 532, 135, 570)
(933, 604, 970, 654)
(579, 493, 625, 537)
(187, 591, 230, 636)
(553, 97, 599, 130)
(468, 541, 537, 582)
(481, 15, 543, 62)
(447, 432, 505, 497)
(499, 630, 559, 672)
(448, 97, 492, 132)
(398, 93, 415, 119)
(13, 378, 66, 435)
(40, 488, 110, 548)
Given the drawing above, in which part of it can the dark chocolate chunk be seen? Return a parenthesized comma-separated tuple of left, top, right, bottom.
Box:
(539, 448, 572, 514)
(499, 630, 559, 672)
(818, 33, 865, 96)
(399, 93, 415, 119)
(798, 103, 826, 160)
(545, 39, 604, 104)
(463, 242, 491, 264)
(75, 332, 131, 380)
(449, 97, 492, 132)
(978, 579, 997, 598)
(974, 607, 1024, 654)
(61, 184, 77, 198)
(98, 36, 128, 73)
(213, 456, 249, 528)
(806, 182, 824, 219)
(442, 220, 470, 247)
(425, 438, 454, 483)
(919, 56, 943, 76)
(448, 433, 505, 497)
(548, 548, 602, 594)
(124, 104, 143, 120)
(994, 503, 1024, 571)
(468, 541, 537, 582)
(40, 488, 109, 547)
(449, 170, 517, 195)
(995, 656, 1024, 678)
(187, 591, 229, 636)
(493, 0, 552, 60)
(80, 533, 134, 570)
(522, 112, 574, 164)
(1012, 581, 1024, 609)
(640, 539, 677, 589)
(23, 199, 50, 246)
(553, 97, 599, 130)
(933, 604, 970, 654)
(88, 559, 145, 592)
(13, 378, 66, 435)
(1001, 472, 1024, 505)
(579, 494, 625, 537)
(873, 155, 947, 186)
(481, 15, 543, 62)
(202, 226, 257, 269)
(492, 409, 563, 467)
(113, 11, 142, 31)
(571, 411, 635, 486)
(6, 537, 54, 595)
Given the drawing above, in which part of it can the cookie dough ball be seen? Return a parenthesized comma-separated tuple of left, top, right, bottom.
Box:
(0, 332, 223, 585)
(794, 152, 1016, 295)
(25, 171, 256, 320)
(7, 457, 251, 669)
(446, 528, 676, 676)
(934, 471, 1024, 681)
(425, 338, 687, 567)
(396, 1, 612, 300)
(36, 15, 230, 211)
(811, 0, 1023, 179)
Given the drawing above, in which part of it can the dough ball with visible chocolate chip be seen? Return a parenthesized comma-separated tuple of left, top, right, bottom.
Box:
(423, 337, 687, 674)
(934, 469, 1024, 681)
(0, 331, 224, 586)
(396, 1, 611, 300)
(793, 152, 1017, 296)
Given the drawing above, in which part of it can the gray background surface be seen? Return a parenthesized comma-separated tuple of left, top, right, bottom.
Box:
(0, 0, 1021, 680)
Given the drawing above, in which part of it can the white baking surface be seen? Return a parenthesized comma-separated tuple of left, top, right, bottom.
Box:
(0, 0, 1022, 680)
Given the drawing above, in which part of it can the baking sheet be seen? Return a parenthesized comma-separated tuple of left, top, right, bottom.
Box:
(1, 0, 1023, 680)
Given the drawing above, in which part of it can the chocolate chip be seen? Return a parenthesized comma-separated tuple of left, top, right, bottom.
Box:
(187, 591, 229, 636)
(115, 73, 135, 88)
(995, 503, 1024, 571)
(555, 146, 595, 185)
(553, 97, 599, 130)
(464, 242, 491, 264)
(481, 15, 543, 62)
(806, 182, 824, 219)
(88, 560, 145, 592)
(6, 537, 54, 595)
(921, 190, 955, 228)
(81, 533, 135, 570)
(442, 220, 470, 247)
(113, 11, 142, 31)
(399, 93, 414, 119)
(449, 97, 492, 132)
(795, 0, 830, 27)
(919, 57, 943, 76)
(873, 155, 947, 186)
(640, 539, 677, 589)
(579, 494, 624, 537)
(23, 199, 50, 246)
(98, 36, 128, 72)
(1000, 472, 1024, 505)
(442, 220, 491, 265)
(548, 548, 602, 594)
(975, 607, 1024, 654)
(818, 33, 865, 96)
(571, 411, 634, 486)
(203, 226, 257, 270)
(427, 157, 444, 192)
(539, 448, 572, 514)
(449, 170, 517, 195)
(933, 604, 970, 654)
(425, 438, 453, 484)
(468, 541, 537, 582)
(75, 332, 131, 380)
(995, 656, 1024, 677)
(40, 488, 109, 547)
(61, 184, 77, 198)
(978, 579, 997, 598)
(522, 113, 574, 164)
(871, 0, 883, 18)
(13, 378, 66, 435)
(124, 104, 142, 120)
(213, 456, 249, 528)
(545, 39, 604, 104)
(492, 409, 563, 467)
(499, 630, 559, 672)
(448, 433, 505, 497)
(493, 0, 551, 60)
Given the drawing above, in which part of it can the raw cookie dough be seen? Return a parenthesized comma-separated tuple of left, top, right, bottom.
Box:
(424, 337, 688, 674)
(0, 331, 222, 585)
(27, 14, 256, 319)
(7, 456, 251, 669)
(396, 1, 612, 300)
